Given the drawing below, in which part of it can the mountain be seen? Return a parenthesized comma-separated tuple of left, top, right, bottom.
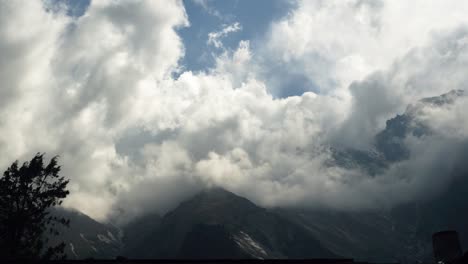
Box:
(49, 90, 467, 262)
(120, 212, 162, 256)
(370, 90, 468, 256)
(333, 89, 465, 171)
(123, 188, 337, 259)
(48, 208, 123, 259)
(323, 89, 468, 263)
(277, 176, 468, 263)
(376, 89, 464, 162)
(276, 207, 429, 263)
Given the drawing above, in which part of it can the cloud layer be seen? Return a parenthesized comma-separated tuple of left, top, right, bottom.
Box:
(1, 0, 468, 222)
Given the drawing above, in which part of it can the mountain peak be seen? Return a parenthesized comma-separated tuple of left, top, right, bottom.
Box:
(193, 187, 248, 203)
(406, 89, 465, 116)
(419, 89, 464, 106)
(125, 187, 336, 259)
(173, 187, 259, 219)
(197, 186, 238, 198)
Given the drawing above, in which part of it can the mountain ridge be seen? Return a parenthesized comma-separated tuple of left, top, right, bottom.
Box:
(123, 187, 337, 259)
(51, 90, 468, 263)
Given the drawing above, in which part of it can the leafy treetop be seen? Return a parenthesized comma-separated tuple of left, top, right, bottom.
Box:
(0, 153, 70, 260)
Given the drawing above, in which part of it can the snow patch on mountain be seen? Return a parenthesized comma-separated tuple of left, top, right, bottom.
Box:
(107, 231, 118, 242)
(80, 233, 91, 244)
(69, 243, 78, 258)
(233, 231, 267, 259)
(97, 234, 112, 244)
(91, 245, 98, 252)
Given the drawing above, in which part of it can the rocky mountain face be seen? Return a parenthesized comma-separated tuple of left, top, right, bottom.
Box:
(333, 89, 465, 172)
(277, 187, 468, 260)
(53, 181, 468, 262)
(52, 189, 336, 260)
(373, 90, 465, 162)
(121, 212, 162, 255)
(48, 208, 123, 259)
(322, 89, 468, 263)
(122, 188, 337, 259)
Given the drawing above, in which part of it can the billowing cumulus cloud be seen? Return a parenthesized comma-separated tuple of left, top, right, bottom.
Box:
(262, 0, 468, 96)
(1, 0, 468, 222)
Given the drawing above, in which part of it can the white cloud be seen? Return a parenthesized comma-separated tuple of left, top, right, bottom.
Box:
(207, 22, 242, 49)
(1, 0, 468, 222)
(262, 0, 468, 95)
(0, 0, 188, 220)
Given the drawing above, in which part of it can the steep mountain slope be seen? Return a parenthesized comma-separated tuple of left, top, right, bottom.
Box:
(123, 188, 337, 259)
(49, 208, 123, 259)
(279, 171, 468, 264)
(277, 208, 424, 263)
(120, 212, 162, 256)
(334, 89, 465, 171)
(368, 90, 468, 258)
(320, 90, 468, 263)
(278, 177, 468, 263)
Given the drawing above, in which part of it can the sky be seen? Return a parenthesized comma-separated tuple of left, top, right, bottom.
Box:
(1, 0, 468, 222)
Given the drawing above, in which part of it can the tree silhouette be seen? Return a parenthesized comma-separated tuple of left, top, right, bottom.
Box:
(0, 153, 70, 260)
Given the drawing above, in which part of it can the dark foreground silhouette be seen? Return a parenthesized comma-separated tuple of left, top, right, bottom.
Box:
(3, 230, 468, 264)
(432, 230, 468, 264)
(0, 154, 70, 260)
(2, 230, 468, 263)
(0, 259, 380, 264)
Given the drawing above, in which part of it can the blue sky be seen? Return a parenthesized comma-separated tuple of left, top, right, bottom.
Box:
(178, 0, 295, 72)
(57, 0, 302, 97)
(53, 0, 90, 16)
(59, 0, 294, 72)
(179, 0, 315, 98)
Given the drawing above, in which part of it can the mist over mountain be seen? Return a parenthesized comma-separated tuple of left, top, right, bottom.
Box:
(47, 90, 468, 263)
(333, 89, 465, 172)
(55, 179, 468, 262)
(122, 188, 336, 259)
(2, 1, 468, 262)
(2, 1, 468, 222)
